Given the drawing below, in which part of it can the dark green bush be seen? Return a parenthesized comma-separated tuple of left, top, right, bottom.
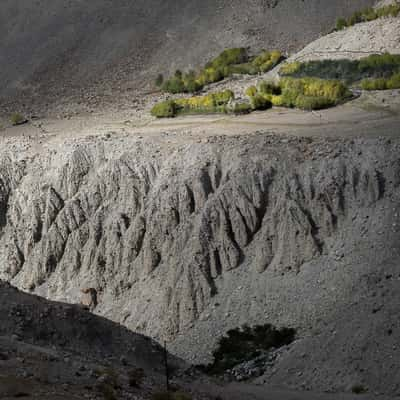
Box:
(295, 95, 334, 110)
(252, 50, 282, 72)
(336, 3, 400, 30)
(361, 71, 400, 90)
(225, 63, 259, 75)
(280, 53, 400, 85)
(250, 95, 273, 110)
(258, 80, 282, 95)
(162, 76, 186, 94)
(232, 102, 252, 114)
(210, 48, 249, 69)
(203, 324, 296, 375)
(151, 100, 177, 118)
(336, 17, 347, 30)
(155, 74, 164, 87)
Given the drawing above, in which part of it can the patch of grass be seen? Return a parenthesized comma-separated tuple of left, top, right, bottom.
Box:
(202, 324, 296, 375)
(279, 53, 400, 86)
(10, 113, 26, 126)
(161, 48, 283, 94)
(336, 3, 400, 30)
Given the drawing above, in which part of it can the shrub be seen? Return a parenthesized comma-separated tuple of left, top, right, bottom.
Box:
(151, 100, 177, 118)
(267, 77, 350, 110)
(225, 63, 259, 75)
(155, 74, 164, 87)
(151, 391, 192, 400)
(279, 61, 301, 76)
(211, 48, 249, 69)
(388, 72, 400, 88)
(245, 85, 257, 97)
(252, 50, 283, 72)
(203, 324, 296, 375)
(250, 95, 272, 111)
(361, 77, 388, 90)
(295, 95, 334, 110)
(160, 47, 285, 94)
(232, 102, 252, 114)
(162, 76, 186, 94)
(10, 113, 26, 126)
(336, 3, 400, 30)
(258, 80, 281, 95)
(361, 71, 400, 90)
(336, 17, 347, 30)
(279, 54, 400, 85)
(151, 91, 234, 118)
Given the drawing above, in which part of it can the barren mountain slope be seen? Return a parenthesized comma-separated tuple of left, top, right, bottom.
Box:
(0, 128, 399, 395)
(0, 0, 375, 112)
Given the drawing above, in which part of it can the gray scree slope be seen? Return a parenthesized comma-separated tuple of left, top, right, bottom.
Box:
(0, 133, 399, 394)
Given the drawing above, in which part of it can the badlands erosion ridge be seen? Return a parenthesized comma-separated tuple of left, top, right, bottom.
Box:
(1, 0, 400, 399)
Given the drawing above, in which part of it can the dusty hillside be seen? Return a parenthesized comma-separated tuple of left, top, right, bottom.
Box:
(0, 124, 399, 395)
(0, 0, 375, 114)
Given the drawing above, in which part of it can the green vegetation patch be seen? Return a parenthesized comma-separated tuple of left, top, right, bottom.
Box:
(10, 113, 27, 126)
(202, 324, 296, 375)
(151, 90, 234, 118)
(159, 48, 283, 94)
(336, 3, 400, 31)
(247, 77, 350, 110)
(361, 71, 400, 90)
(280, 53, 400, 86)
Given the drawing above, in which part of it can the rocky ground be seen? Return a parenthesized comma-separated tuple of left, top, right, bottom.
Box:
(0, 281, 192, 400)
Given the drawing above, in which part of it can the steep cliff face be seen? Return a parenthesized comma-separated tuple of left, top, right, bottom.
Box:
(0, 132, 399, 393)
(0, 0, 375, 111)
